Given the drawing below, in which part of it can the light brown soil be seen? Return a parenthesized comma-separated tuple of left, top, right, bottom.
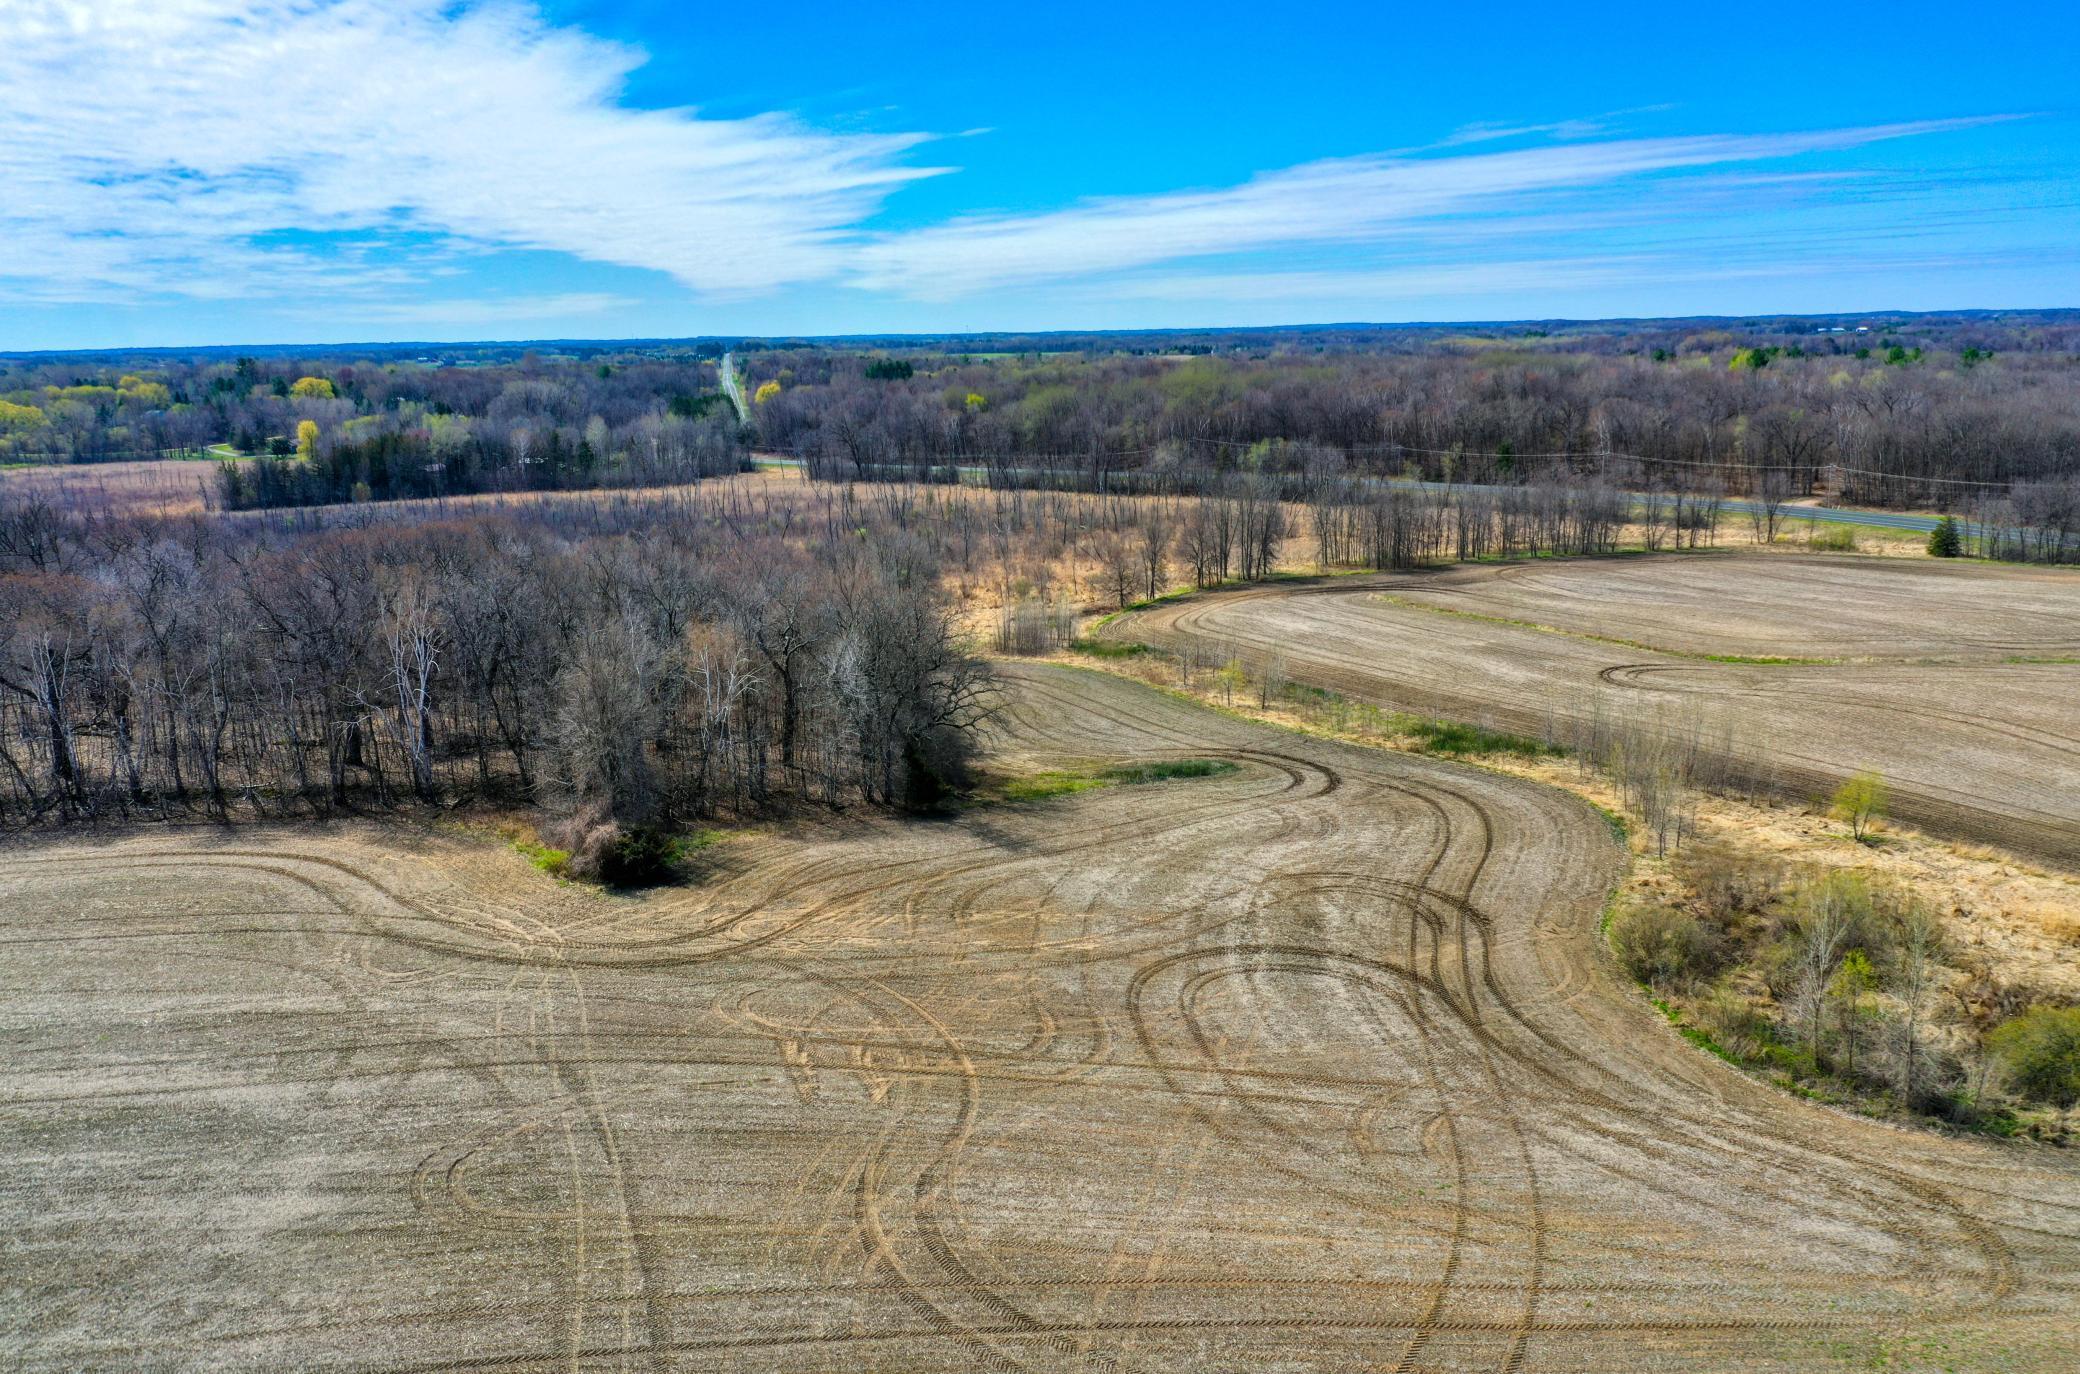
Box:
(6, 665, 2077, 1372)
(1110, 553, 2080, 866)
(1059, 648, 2080, 1010)
(1382, 554, 2080, 661)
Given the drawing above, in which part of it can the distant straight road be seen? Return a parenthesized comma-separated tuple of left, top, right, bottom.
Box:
(718, 350, 750, 424)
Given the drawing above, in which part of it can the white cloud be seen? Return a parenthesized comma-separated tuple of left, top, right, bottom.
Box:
(343, 292, 639, 325)
(1097, 259, 1657, 304)
(1427, 104, 1677, 149)
(0, 0, 939, 301)
(850, 119, 2008, 297)
(0, 3, 2021, 323)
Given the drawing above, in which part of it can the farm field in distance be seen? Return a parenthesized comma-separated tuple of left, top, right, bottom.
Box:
(1110, 553, 2080, 866)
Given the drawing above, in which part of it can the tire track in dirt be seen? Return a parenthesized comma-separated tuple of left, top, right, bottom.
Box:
(1113, 557, 2080, 866)
(5, 661, 2078, 1372)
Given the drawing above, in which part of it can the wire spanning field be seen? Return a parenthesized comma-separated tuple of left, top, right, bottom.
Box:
(1115, 554, 2080, 865)
(5, 665, 2077, 1372)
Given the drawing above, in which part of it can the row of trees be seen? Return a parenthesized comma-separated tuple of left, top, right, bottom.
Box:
(0, 488, 992, 857)
(11, 317, 2075, 516)
(745, 340, 2080, 500)
(1959, 478, 2080, 564)
(1063, 471, 1688, 618)
(0, 352, 738, 464)
(215, 412, 746, 509)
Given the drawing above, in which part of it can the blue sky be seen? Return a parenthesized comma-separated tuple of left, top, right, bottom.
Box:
(2, 0, 2076, 349)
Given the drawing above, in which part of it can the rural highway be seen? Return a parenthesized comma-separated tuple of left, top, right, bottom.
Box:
(718, 350, 750, 423)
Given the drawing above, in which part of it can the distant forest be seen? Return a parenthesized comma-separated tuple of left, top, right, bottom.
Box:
(3, 312, 2077, 540)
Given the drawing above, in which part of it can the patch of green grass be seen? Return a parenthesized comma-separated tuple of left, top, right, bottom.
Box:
(1405, 718, 1560, 758)
(1101, 758, 1238, 785)
(1266, 680, 1562, 760)
(666, 829, 728, 864)
(999, 771, 1108, 802)
(1069, 638, 1151, 659)
(994, 757, 1236, 803)
(1648, 996, 1744, 1067)
(1588, 801, 1630, 846)
(514, 840, 571, 878)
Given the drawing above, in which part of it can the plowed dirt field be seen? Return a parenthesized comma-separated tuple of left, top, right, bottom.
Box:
(6, 664, 2076, 1372)
(1110, 554, 2080, 865)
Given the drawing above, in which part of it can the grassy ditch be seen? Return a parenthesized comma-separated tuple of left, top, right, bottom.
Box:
(1280, 683, 1561, 758)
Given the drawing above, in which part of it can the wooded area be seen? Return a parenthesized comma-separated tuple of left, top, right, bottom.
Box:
(0, 486, 991, 863)
(5, 315, 2077, 553)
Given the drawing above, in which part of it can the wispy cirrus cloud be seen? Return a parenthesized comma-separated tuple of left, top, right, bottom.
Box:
(0, 0, 940, 302)
(1427, 104, 1677, 149)
(848, 119, 2012, 297)
(345, 293, 641, 326)
(0, 0, 2028, 326)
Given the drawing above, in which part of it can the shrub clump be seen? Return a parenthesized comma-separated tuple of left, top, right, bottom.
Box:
(1610, 900, 1723, 989)
(1990, 1006, 2080, 1108)
(597, 825, 679, 886)
(544, 805, 683, 887)
(1673, 841, 1783, 925)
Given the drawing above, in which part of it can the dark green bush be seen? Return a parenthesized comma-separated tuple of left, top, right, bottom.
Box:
(599, 825, 678, 886)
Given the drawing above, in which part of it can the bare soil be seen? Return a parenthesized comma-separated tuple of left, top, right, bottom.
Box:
(1110, 553, 2080, 866)
(6, 665, 2077, 1372)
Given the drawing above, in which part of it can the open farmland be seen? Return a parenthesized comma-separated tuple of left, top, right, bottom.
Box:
(6, 665, 2078, 1373)
(0, 458, 221, 518)
(1112, 554, 2080, 865)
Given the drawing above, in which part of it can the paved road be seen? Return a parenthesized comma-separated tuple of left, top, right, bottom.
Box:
(718, 351, 750, 424)
(1718, 496, 1977, 537)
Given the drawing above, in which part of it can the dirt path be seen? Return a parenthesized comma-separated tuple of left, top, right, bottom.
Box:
(1110, 553, 2080, 867)
(4, 664, 2076, 1372)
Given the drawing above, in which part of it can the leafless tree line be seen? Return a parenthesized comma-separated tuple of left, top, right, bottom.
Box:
(1961, 478, 2080, 564)
(0, 487, 992, 834)
(748, 340, 2080, 500)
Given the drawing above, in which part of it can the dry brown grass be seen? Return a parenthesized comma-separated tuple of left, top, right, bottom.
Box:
(0, 458, 222, 516)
